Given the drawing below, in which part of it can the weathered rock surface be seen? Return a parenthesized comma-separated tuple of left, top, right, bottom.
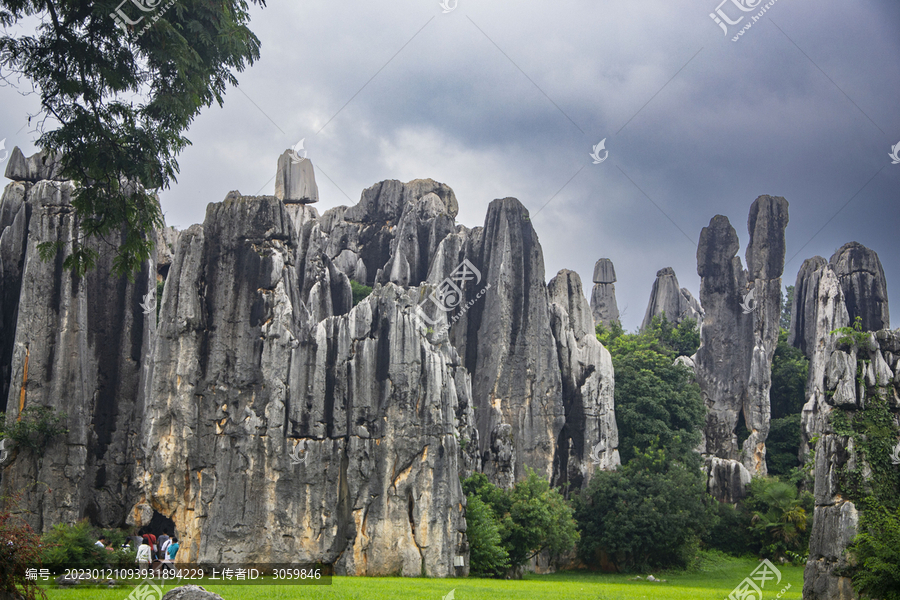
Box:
(548, 269, 619, 492)
(640, 266, 703, 330)
(274, 151, 319, 203)
(1, 152, 620, 577)
(793, 255, 899, 598)
(4, 147, 65, 183)
(800, 329, 900, 599)
(589, 258, 619, 327)
(829, 242, 890, 332)
(133, 193, 474, 576)
(0, 179, 156, 531)
(453, 198, 566, 486)
(162, 586, 224, 600)
(705, 457, 751, 504)
(694, 196, 788, 477)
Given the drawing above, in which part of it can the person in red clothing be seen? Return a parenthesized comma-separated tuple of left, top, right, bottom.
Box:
(142, 533, 158, 560)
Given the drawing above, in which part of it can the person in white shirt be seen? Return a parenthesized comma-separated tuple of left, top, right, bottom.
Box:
(94, 537, 107, 549)
(135, 541, 152, 569)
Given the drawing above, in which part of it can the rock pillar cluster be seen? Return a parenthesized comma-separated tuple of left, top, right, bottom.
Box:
(694, 196, 788, 499)
(639, 266, 703, 331)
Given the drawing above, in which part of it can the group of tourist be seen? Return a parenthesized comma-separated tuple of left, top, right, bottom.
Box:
(100, 530, 179, 570)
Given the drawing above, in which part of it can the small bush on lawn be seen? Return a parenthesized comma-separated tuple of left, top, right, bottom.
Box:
(40, 520, 110, 571)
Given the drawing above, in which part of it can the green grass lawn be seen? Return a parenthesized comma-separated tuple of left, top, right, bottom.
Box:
(39, 555, 803, 600)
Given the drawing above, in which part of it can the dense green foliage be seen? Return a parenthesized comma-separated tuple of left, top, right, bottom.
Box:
(39, 520, 135, 572)
(573, 445, 712, 571)
(0, 406, 68, 458)
(847, 500, 900, 600)
(350, 280, 373, 306)
(766, 329, 809, 477)
(463, 494, 510, 577)
(744, 478, 813, 562)
(463, 470, 578, 575)
(0, 0, 265, 276)
(575, 317, 709, 571)
(597, 315, 705, 465)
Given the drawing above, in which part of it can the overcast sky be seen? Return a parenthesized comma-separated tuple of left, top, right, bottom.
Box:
(2, 0, 898, 331)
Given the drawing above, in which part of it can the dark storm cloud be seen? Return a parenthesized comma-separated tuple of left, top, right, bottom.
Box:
(2, 0, 897, 330)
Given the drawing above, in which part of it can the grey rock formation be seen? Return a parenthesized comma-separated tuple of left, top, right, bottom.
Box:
(548, 269, 619, 492)
(460, 198, 565, 486)
(162, 586, 224, 600)
(640, 267, 703, 330)
(0, 179, 156, 531)
(589, 258, 619, 327)
(829, 242, 890, 332)
(0, 154, 621, 576)
(133, 193, 474, 576)
(4, 147, 65, 182)
(705, 457, 751, 504)
(274, 151, 319, 203)
(694, 196, 788, 477)
(801, 329, 900, 599)
(787, 256, 829, 356)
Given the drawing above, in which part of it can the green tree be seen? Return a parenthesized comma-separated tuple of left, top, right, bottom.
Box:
(573, 444, 713, 571)
(463, 494, 510, 577)
(744, 478, 813, 562)
(848, 500, 900, 600)
(0, 406, 68, 459)
(0, 0, 265, 276)
(350, 280, 372, 306)
(770, 329, 809, 420)
(602, 325, 705, 464)
(463, 469, 579, 574)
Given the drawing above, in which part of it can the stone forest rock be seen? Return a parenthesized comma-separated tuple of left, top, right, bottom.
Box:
(790, 244, 898, 598)
(829, 242, 890, 332)
(0, 179, 156, 531)
(0, 150, 619, 576)
(589, 258, 620, 327)
(640, 266, 703, 330)
(800, 328, 900, 599)
(274, 151, 319, 203)
(548, 269, 619, 492)
(3, 147, 65, 183)
(694, 196, 788, 480)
